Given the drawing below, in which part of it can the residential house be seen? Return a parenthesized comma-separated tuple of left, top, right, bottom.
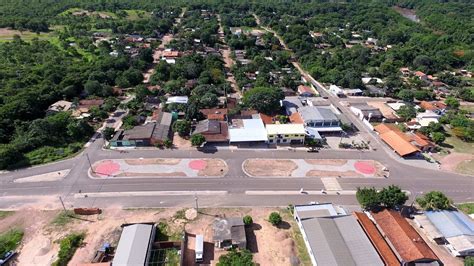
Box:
(407, 110, 440, 130)
(400, 67, 411, 77)
(192, 119, 228, 143)
(414, 210, 474, 257)
(213, 217, 246, 249)
(366, 85, 386, 97)
(166, 96, 188, 104)
(371, 209, 442, 266)
(266, 124, 305, 145)
(282, 97, 304, 115)
(151, 111, 173, 144)
(294, 204, 384, 266)
(362, 77, 383, 85)
(419, 101, 446, 115)
(374, 124, 419, 157)
(200, 108, 227, 121)
(298, 85, 315, 97)
(350, 104, 384, 122)
(343, 88, 363, 96)
(415, 71, 429, 81)
(47, 100, 73, 114)
(329, 85, 344, 97)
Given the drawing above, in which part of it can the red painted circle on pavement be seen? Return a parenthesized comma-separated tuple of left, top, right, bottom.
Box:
(95, 161, 121, 176)
(354, 161, 376, 175)
(188, 160, 207, 170)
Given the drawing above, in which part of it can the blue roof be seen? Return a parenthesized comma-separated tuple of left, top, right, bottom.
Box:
(425, 210, 474, 238)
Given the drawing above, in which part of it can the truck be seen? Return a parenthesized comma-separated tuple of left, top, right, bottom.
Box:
(195, 234, 204, 263)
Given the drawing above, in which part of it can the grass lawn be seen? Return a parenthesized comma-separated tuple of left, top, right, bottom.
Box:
(0, 229, 24, 257)
(445, 128, 474, 154)
(51, 210, 77, 226)
(455, 159, 474, 175)
(460, 104, 474, 113)
(457, 203, 474, 215)
(125, 9, 151, 20)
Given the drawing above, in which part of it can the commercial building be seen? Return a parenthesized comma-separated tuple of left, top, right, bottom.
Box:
(228, 118, 268, 143)
(374, 124, 420, 157)
(415, 210, 474, 257)
(371, 209, 442, 265)
(294, 204, 384, 266)
(113, 224, 155, 266)
(266, 124, 306, 145)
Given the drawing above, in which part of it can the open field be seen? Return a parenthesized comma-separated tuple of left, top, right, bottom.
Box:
(0, 207, 310, 265)
(456, 159, 474, 175)
(0, 28, 55, 42)
(445, 129, 474, 154)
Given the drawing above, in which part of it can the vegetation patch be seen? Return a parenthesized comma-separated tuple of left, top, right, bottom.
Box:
(52, 232, 85, 266)
(457, 203, 474, 215)
(0, 229, 24, 258)
(0, 211, 14, 220)
(51, 211, 77, 226)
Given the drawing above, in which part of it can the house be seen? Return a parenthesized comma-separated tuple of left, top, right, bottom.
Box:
(298, 85, 315, 97)
(419, 101, 447, 114)
(213, 217, 246, 249)
(229, 27, 242, 36)
(343, 88, 363, 96)
(367, 102, 401, 122)
(329, 85, 344, 97)
(415, 71, 429, 81)
(387, 102, 406, 112)
(374, 124, 419, 157)
(192, 119, 228, 143)
(266, 124, 306, 145)
(407, 110, 440, 129)
(366, 85, 386, 97)
(110, 111, 173, 147)
(258, 113, 277, 125)
(113, 224, 155, 266)
(362, 77, 383, 85)
(371, 209, 442, 266)
(47, 100, 73, 114)
(354, 212, 400, 266)
(294, 204, 384, 266)
(166, 96, 188, 104)
(78, 99, 104, 111)
(414, 210, 474, 257)
(400, 67, 411, 77)
(228, 118, 268, 143)
(350, 104, 384, 122)
(200, 108, 227, 121)
(282, 97, 304, 115)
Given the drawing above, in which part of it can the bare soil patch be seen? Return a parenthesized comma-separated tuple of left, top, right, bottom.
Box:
(304, 159, 347, 166)
(172, 132, 192, 149)
(117, 172, 187, 177)
(306, 170, 360, 177)
(124, 158, 180, 165)
(198, 159, 228, 176)
(244, 159, 297, 177)
(438, 153, 474, 173)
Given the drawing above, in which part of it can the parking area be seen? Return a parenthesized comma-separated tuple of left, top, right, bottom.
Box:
(324, 132, 369, 150)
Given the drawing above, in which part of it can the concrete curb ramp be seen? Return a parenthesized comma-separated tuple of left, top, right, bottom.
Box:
(74, 191, 228, 198)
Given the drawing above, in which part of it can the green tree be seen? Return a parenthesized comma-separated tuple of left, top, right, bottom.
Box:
(191, 134, 206, 146)
(431, 132, 446, 144)
(397, 105, 417, 121)
(397, 89, 414, 102)
(356, 187, 381, 210)
(243, 215, 253, 226)
(416, 191, 452, 210)
(268, 212, 282, 226)
(102, 127, 116, 141)
(464, 256, 474, 266)
(379, 185, 408, 208)
(445, 97, 460, 109)
(216, 249, 255, 266)
(173, 120, 191, 137)
(242, 87, 284, 114)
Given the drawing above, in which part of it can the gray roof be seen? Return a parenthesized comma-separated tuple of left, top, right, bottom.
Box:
(194, 119, 221, 135)
(113, 224, 154, 266)
(425, 210, 474, 238)
(152, 112, 172, 141)
(352, 104, 383, 118)
(122, 123, 155, 140)
(282, 97, 303, 115)
(302, 215, 384, 266)
(299, 106, 338, 122)
(213, 217, 245, 243)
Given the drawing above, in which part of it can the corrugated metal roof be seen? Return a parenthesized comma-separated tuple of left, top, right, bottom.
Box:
(425, 210, 474, 238)
(299, 106, 339, 122)
(266, 124, 305, 135)
(113, 224, 154, 266)
(229, 119, 267, 142)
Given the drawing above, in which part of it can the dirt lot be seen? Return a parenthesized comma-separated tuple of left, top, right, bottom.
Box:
(243, 159, 298, 177)
(1, 207, 310, 266)
(436, 152, 474, 174)
(198, 159, 228, 177)
(304, 159, 347, 166)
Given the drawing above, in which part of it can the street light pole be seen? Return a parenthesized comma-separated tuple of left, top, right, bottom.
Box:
(86, 153, 94, 173)
(194, 193, 199, 213)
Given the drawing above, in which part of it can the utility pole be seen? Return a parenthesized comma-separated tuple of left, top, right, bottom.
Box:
(86, 153, 94, 173)
(194, 193, 199, 213)
(59, 196, 67, 213)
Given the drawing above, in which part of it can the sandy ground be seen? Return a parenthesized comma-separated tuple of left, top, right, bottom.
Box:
(437, 152, 474, 173)
(2, 207, 305, 266)
(13, 169, 70, 183)
(244, 159, 298, 177)
(304, 159, 347, 166)
(173, 133, 192, 149)
(198, 159, 228, 176)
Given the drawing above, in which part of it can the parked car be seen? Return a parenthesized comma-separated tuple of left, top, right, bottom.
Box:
(0, 251, 16, 266)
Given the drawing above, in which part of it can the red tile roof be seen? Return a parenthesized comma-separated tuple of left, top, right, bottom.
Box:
(289, 112, 304, 124)
(371, 210, 440, 264)
(259, 113, 276, 125)
(374, 124, 419, 157)
(419, 101, 446, 111)
(200, 108, 228, 121)
(354, 212, 399, 266)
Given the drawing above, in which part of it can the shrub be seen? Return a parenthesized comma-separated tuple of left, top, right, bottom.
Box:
(191, 134, 206, 146)
(0, 229, 23, 258)
(356, 187, 381, 210)
(52, 232, 85, 266)
(416, 191, 452, 210)
(243, 215, 253, 226)
(217, 249, 255, 266)
(268, 212, 282, 226)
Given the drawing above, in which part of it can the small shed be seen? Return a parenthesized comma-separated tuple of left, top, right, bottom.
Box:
(113, 224, 155, 266)
(213, 217, 246, 249)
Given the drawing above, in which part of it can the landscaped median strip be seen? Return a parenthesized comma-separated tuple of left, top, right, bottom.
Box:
(73, 190, 228, 198)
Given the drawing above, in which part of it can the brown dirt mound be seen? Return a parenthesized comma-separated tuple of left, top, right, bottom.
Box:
(306, 170, 360, 177)
(198, 159, 228, 176)
(124, 159, 180, 165)
(304, 159, 348, 166)
(244, 159, 297, 177)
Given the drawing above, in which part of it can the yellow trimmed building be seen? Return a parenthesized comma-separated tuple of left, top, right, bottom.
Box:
(266, 124, 306, 145)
